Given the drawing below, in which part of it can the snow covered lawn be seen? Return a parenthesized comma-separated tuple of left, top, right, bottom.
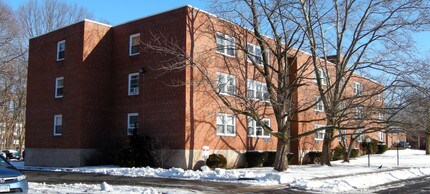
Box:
(14, 149, 430, 193)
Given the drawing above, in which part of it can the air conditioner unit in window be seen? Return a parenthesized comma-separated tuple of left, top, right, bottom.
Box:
(129, 88, 139, 94)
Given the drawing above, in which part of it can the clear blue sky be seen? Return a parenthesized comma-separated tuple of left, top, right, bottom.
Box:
(4, 0, 430, 55)
(5, 0, 210, 25)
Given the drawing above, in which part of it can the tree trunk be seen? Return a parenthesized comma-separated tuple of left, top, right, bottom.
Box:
(321, 129, 333, 166)
(342, 143, 354, 163)
(417, 132, 421, 150)
(274, 139, 289, 171)
(426, 131, 430, 155)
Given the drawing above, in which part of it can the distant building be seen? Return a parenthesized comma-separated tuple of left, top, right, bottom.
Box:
(26, 6, 388, 168)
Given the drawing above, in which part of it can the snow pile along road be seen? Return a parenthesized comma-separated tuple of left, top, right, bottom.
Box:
(15, 149, 430, 193)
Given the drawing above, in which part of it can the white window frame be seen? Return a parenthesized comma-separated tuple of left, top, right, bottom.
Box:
(129, 33, 140, 56)
(315, 124, 325, 141)
(216, 72, 236, 95)
(354, 82, 363, 96)
(216, 113, 236, 136)
(316, 68, 327, 85)
(247, 79, 269, 101)
(128, 73, 139, 96)
(356, 129, 364, 142)
(216, 32, 235, 57)
(314, 96, 324, 112)
(247, 43, 269, 65)
(127, 113, 139, 136)
(55, 77, 64, 98)
(338, 129, 347, 142)
(57, 40, 65, 61)
(378, 131, 384, 142)
(377, 93, 382, 101)
(247, 117, 270, 138)
(378, 113, 383, 120)
(53, 114, 62, 136)
(355, 106, 363, 118)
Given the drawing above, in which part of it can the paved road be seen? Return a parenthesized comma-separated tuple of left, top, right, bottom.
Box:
(24, 170, 298, 193)
(374, 175, 430, 193)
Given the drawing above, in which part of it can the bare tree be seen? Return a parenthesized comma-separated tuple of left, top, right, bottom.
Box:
(0, 1, 26, 150)
(17, 0, 93, 42)
(142, 1, 340, 171)
(297, 0, 429, 165)
(394, 56, 430, 155)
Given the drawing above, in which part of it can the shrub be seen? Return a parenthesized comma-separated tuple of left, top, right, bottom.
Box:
(377, 144, 388, 154)
(361, 138, 379, 154)
(263, 152, 276, 167)
(332, 146, 345, 161)
(351, 148, 360, 158)
(306, 152, 322, 164)
(262, 152, 294, 167)
(206, 154, 227, 168)
(116, 134, 155, 167)
(246, 151, 268, 167)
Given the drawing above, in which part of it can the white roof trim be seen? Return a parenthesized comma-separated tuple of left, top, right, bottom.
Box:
(115, 5, 194, 27)
(84, 19, 112, 27)
(30, 19, 111, 40)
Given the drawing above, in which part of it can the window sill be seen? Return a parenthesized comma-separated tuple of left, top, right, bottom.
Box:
(248, 135, 270, 139)
(217, 134, 236, 137)
(129, 53, 140, 56)
(247, 59, 264, 66)
(216, 51, 236, 58)
(219, 92, 235, 96)
(248, 97, 270, 103)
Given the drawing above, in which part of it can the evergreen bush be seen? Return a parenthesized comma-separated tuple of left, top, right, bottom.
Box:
(116, 134, 155, 167)
(377, 144, 388, 154)
(206, 154, 227, 168)
(246, 151, 268, 167)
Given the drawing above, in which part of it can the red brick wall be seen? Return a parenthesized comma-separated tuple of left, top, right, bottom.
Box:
(109, 8, 188, 149)
(27, 8, 189, 152)
(27, 21, 86, 149)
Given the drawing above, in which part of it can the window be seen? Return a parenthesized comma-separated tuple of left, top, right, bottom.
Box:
(377, 93, 382, 101)
(216, 72, 236, 95)
(216, 113, 236, 136)
(378, 131, 384, 142)
(129, 33, 140, 56)
(127, 113, 138, 136)
(356, 129, 364, 142)
(55, 77, 64, 98)
(247, 43, 269, 65)
(338, 130, 347, 142)
(378, 113, 383, 120)
(57, 40, 65, 61)
(248, 117, 270, 138)
(316, 68, 327, 85)
(354, 82, 363, 96)
(315, 96, 324, 112)
(53, 114, 62, 136)
(247, 79, 269, 101)
(128, 73, 139, 95)
(216, 32, 235, 57)
(315, 125, 325, 140)
(355, 106, 363, 118)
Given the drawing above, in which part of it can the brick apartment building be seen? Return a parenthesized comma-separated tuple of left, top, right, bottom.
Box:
(26, 6, 391, 168)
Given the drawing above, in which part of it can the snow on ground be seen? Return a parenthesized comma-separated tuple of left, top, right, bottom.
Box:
(28, 182, 200, 194)
(13, 149, 430, 193)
